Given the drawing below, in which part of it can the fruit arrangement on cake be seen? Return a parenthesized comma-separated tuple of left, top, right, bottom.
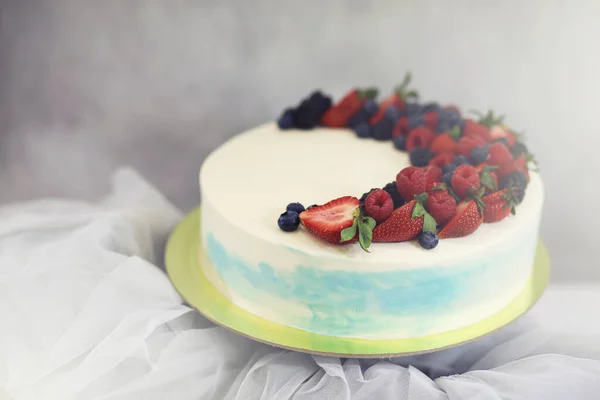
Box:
(276, 73, 537, 252)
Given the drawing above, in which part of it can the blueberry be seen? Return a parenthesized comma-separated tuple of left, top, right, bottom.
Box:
(277, 108, 296, 130)
(495, 137, 510, 147)
(353, 122, 371, 138)
(419, 232, 439, 250)
(423, 102, 441, 113)
(470, 146, 489, 165)
(278, 211, 300, 232)
(499, 171, 528, 195)
(442, 164, 457, 175)
(383, 182, 404, 208)
(410, 148, 434, 167)
(405, 103, 424, 115)
(286, 202, 305, 214)
(453, 155, 470, 166)
(371, 118, 394, 141)
(442, 172, 454, 186)
(307, 204, 318, 210)
(364, 99, 378, 115)
(408, 114, 426, 130)
(385, 107, 402, 122)
(393, 135, 407, 151)
(511, 142, 528, 158)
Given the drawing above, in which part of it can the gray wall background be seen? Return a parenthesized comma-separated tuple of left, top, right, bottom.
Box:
(1, 0, 599, 281)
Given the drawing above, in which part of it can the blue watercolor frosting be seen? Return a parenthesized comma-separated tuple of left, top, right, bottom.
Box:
(205, 233, 530, 336)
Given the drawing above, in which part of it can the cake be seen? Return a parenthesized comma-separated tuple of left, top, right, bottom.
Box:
(199, 75, 544, 339)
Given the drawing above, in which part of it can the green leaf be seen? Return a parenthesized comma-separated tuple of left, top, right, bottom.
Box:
(404, 90, 419, 100)
(414, 192, 429, 205)
(340, 218, 358, 242)
(359, 87, 379, 100)
(358, 222, 373, 252)
(449, 125, 461, 140)
(363, 216, 376, 230)
(480, 173, 497, 191)
(430, 183, 448, 192)
(412, 202, 425, 219)
(447, 187, 461, 202)
(481, 165, 499, 173)
(423, 212, 437, 233)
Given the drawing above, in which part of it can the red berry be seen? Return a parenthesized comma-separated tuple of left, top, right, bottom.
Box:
(430, 133, 458, 155)
(451, 165, 480, 199)
(457, 136, 486, 157)
(394, 117, 410, 137)
(429, 153, 455, 168)
(372, 200, 423, 242)
(423, 165, 443, 186)
(426, 181, 442, 192)
(364, 189, 394, 223)
(426, 190, 457, 226)
(424, 112, 438, 130)
(370, 93, 403, 124)
(321, 107, 348, 128)
(462, 119, 490, 142)
(406, 126, 435, 151)
(438, 200, 483, 239)
(482, 189, 512, 223)
(299, 196, 360, 244)
(396, 166, 426, 202)
(488, 142, 513, 166)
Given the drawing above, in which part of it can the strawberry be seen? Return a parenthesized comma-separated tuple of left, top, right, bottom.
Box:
(482, 189, 520, 223)
(431, 126, 461, 155)
(426, 189, 457, 226)
(321, 88, 378, 128)
(396, 166, 426, 202)
(370, 73, 418, 124)
(299, 196, 360, 244)
(462, 119, 490, 142)
(406, 126, 435, 151)
(438, 200, 483, 239)
(451, 165, 480, 199)
(497, 156, 529, 180)
(372, 200, 423, 242)
(423, 165, 443, 187)
(428, 153, 455, 169)
(475, 163, 499, 193)
(488, 142, 513, 166)
(457, 136, 486, 157)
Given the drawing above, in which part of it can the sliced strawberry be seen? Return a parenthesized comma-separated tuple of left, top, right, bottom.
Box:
(438, 200, 483, 239)
(482, 189, 515, 223)
(372, 200, 423, 242)
(299, 196, 360, 244)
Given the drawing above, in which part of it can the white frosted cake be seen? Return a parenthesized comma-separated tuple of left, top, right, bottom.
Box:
(198, 82, 544, 339)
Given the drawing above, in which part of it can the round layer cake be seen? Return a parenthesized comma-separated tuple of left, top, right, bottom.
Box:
(199, 122, 544, 339)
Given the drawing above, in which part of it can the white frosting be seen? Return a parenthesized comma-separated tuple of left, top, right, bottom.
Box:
(199, 123, 544, 339)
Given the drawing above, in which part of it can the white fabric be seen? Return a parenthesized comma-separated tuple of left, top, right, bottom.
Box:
(1, 168, 599, 400)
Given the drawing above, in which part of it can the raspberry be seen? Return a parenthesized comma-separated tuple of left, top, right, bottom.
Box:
(426, 190, 457, 226)
(423, 165, 443, 186)
(396, 166, 426, 202)
(457, 136, 486, 157)
(428, 153, 454, 169)
(364, 189, 394, 223)
(488, 142, 513, 166)
(451, 164, 480, 199)
(406, 126, 435, 151)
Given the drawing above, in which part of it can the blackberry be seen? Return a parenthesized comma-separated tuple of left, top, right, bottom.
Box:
(371, 118, 394, 141)
(410, 148, 434, 167)
(383, 182, 404, 208)
(499, 171, 528, 195)
(277, 108, 296, 130)
(294, 91, 332, 129)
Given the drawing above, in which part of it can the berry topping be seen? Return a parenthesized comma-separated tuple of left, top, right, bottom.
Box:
(499, 171, 528, 195)
(410, 148, 434, 167)
(371, 118, 394, 141)
(393, 135, 407, 151)
(418, 231, 439, 250)
(457, 136, 486, 157)
(396, 166, 426, 202)
(452, 155, 470, 166)
(294, 91, 333, 129)
(423, 102, 441, 113)
(482, 188, 520, 223)
(408, 113, 426, 129)
(406, 126, 435, 151)
(423, 165, 443, 186)
(364, 189, 394, 223)
(405, 103, 424, 116)
(430, 126, 460, 155)
(321, 88, 377, 128)
(451, 164, 480, 199)
(429, 153, 455, 169)
(462, 119, 490, 142)
(438, 200, 483, 239)
(353, 122, 371, 138)
(278, 108, 296, 130)
(426, 190, 457, 226)
(442, 172, 454, 187)
(359, 189, 378, 204)
(278, 211, 300, 232)
(299, 196, 360, 244)
(372, 200, 423, 242)
(470, 146, 489, 165)
(488, 142, 513, 166)
(382, 182, 405, 208)
(510, 142, 528, 158)
(286, 202, 305, 214)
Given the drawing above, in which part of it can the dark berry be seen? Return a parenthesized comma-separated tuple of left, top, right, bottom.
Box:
(278, 211, 300, 232)
(410, 148, 434, 167)
(494, 137, 510, 147)
(392, 135, 407, 151)
(286, 202, 305, 214)
(383, 182, 404, 208)
(364, 99, 378, 115)
(294, 91, 333, 129)
(359, 189, 378, 204)
(452, 155, 470, 166)
(511, 186, 526, 204)
(408, 114, 426, 130)
(419, 232, 439, 250)
(405, 103, 424, 115)
(442, 172, 453, 186)
(371, 118, 394, 141)
(385, 107, 401, 122)
(470, 146, 489, 165)
(277, 108, 296, 130)
(423, 102, 441, 113)
(510, 142, 528, 158)
(436, 119, 452, 134)
(307, 204, 318, 210)
(442, 164, 457, 175)
(500, 171, 528, 193)
(353, 122, 371, 138)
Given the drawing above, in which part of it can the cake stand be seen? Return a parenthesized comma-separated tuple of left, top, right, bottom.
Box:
(165, 207, 550, 358)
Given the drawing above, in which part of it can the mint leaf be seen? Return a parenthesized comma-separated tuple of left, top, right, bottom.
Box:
(340, 218, 358, 242)
(358, 222, 373, 252)
(480, 173, 497, 191)
(423, 212, 437, 233)
(412, 202, 425, 219)
(359, 88, 379, 100)
(363, 216, 376, 230)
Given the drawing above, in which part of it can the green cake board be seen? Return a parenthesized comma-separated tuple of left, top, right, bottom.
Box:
(165, 207, 550, 358)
